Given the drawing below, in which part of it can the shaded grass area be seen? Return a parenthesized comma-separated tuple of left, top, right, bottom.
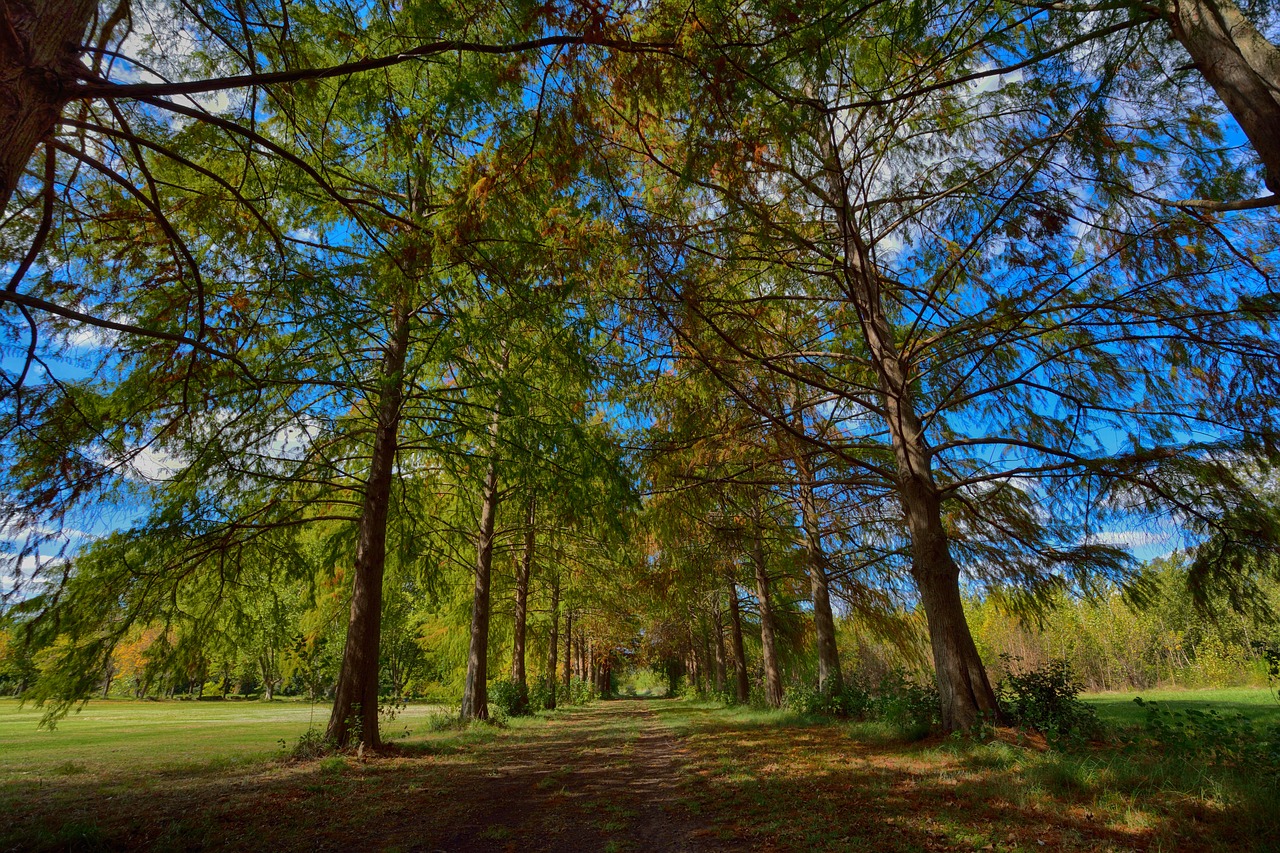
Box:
(1084, 687, 1280, 727)
(3, 694, 1278, 851)
(0, 699, 700, 853)
(653, 698, 1277, 852)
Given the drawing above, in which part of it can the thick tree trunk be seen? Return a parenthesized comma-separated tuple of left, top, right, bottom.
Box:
(326, 302, 411, 748)
(794, 447, 843, 695)
(460, 353, 508, 721)
(0, 0, 94, 211)
(1164, 0, 1280, 192)
(726, 581, 750, 704)
(546, 576, 560, 710)
(511, 498, 534, 705)
(752, 522, 784, 709)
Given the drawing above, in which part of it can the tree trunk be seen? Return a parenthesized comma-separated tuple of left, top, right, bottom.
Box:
(460, 347, 508, 721)
(1164, 0, 1280, 193)
(260, 654, 274, 702)
(752, 520, 784, 709)
(546, 576, 560, 710)
(587, 638, 596, 689)
(326, 300, 411, 748)
(817, 119, 998, 732)
(460, 396, 505, 721)
(0, 0, 94, 211)
(727, 581, 750, 704)
(100, 648, 115, 699)
(794, 446, 843, 695)
(562, 609, 573, 689)
(511, 497, 534, 707)
(712, 595, 727, 694)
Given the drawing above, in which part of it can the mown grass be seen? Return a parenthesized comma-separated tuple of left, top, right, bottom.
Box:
(0, 697, 449, 781)
(1084, 686, 1280, 727)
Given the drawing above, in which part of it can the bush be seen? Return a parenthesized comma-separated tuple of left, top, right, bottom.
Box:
(281, 727, 333, 761)
(998, 655, 1100, 747)
(565, 676, 597, 706)
(784, 680, 874, 718)
(872, 670, 940, 738)
(490, 679, 531, 717)
(527, 680, 555, 711)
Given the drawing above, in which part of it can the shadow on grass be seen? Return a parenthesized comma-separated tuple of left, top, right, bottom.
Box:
(3, 699, 1273, 853)
(652, 701, 1272, 853)
(0, 703, 706, 853)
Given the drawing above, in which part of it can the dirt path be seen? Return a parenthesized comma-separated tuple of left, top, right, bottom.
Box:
(368, 698, 713, 853)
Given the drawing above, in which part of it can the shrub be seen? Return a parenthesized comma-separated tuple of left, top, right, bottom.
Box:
(784, 680, 874, 718)
(565, 676, 597, 706)
(873, 670, 941, 738)
(998, 655, 1100, 748)
(282, 727, 334, 761)
(490, 679, 531, 717)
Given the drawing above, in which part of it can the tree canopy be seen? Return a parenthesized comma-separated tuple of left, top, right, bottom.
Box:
(2, 0, 1279, 735)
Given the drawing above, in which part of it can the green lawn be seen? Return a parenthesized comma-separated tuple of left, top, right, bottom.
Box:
(0, 698, 447, 781)
(1084, 686, 1280, 727)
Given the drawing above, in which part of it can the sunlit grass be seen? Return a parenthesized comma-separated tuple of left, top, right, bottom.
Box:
(0, 697, 450, 780)
(1083, 686, 1280, 727)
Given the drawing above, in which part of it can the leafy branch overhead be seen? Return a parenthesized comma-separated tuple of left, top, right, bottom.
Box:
(0, 0, 1278, 738)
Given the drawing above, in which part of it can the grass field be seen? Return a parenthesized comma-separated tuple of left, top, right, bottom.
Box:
(0, 698, 447, 782)
(1084, 686, 1280, 727)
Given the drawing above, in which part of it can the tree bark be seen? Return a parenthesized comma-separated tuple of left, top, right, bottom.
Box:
(1163, 0, 1280, 192)
(794, 445, 843, 695)
(0, 0, 94, 211)
(712, 595, 728, 694)
(562, 608, 573, 689)
(459, 387, 505, 721)
(326, 299, 411, 747)
(752, 518, 784, 709)
(260, 654, 274, 701)
(511, 497, 534, 706)
(726, 581, 750, 704)
(546, 575, 560, 710)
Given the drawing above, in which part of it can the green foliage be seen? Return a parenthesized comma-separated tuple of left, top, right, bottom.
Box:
(782, 671, 937, 738)
(1133, 697, 1280, 772)
(489, 680, 530, 717)
(970, 557, 1280, 694)
(997, 656, 1101, 748)
(526, 677, 597, 712)
(871, 672, 942, 739)
(783, 682, 873, 718)
(281, 727, 334, 761)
